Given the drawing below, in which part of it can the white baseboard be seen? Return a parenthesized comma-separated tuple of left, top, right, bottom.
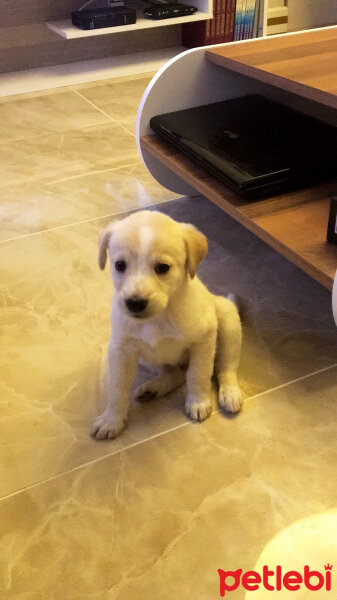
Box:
(0, 46, 184, 98)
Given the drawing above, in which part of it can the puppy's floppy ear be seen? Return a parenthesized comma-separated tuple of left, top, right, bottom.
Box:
(98, 223, 116, 270)
(181, 223, 208, 279)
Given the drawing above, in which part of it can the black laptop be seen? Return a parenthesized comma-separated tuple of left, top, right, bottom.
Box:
(150, 94, 337, 199)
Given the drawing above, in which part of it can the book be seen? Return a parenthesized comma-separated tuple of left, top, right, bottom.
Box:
(183, 0, 254, 47)
(252, 0, 260, 37)
(257, 0, 265, 37)
(234, 0, 243, 40)
(240, 0, 249, 40)
(215, 0, 227, 44)
(245, 0, 256, 39)
(209, 0, 215, 43)
(240, 0, 248, 40)
(211, 0, 226, 44)
(182, 0, 263, 47)
(219, 0, 226, 42)
(224, 0, 236, 42)
(181, 19, 212, 47)
(182, 0, 225, 47)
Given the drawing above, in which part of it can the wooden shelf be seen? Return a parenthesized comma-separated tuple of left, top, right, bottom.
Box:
(141, 133, 337, 290)
(206, 26, 337, 109)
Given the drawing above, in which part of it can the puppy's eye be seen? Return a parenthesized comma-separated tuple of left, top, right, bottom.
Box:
(155, 263, 170, 275)
(115, 260, 127, 272)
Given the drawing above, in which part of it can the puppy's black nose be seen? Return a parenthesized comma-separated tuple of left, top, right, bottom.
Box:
(125, 297, 148, 313)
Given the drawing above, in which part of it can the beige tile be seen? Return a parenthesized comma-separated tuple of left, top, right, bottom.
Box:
(77, 74, 153, 130)
(0, 90, 110, 142)
(0, 161, 177, 241)
(0, 367, 336, 599)
(0, 86, 80, 104)
(0, 72, 158, 106)
(0, 123, 138, 188)
(71, 71, 157, 93)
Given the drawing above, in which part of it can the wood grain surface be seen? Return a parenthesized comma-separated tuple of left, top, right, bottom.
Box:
(206, 27, 337, 109)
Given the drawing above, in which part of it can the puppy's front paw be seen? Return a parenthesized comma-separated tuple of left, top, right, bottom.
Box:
(219, 384, 242, 414)
(185, 396, 212, 422)
(91, 410, 126, 440)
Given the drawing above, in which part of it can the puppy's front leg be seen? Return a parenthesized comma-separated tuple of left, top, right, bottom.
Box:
(185, 330, 216, 422)
(91, 341, 138, 440)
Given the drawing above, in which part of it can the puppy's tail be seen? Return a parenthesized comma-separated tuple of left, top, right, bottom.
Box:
(226, 293, 240, 314)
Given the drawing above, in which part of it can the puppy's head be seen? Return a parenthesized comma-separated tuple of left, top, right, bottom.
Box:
(98, 210, 207, 321)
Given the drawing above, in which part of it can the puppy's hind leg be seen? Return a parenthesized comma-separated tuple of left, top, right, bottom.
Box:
(215, 295, 243, 414)
(134, 366, 185, 402)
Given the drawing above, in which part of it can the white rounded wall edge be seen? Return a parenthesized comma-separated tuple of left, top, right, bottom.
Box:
(333, 270, 337, 326)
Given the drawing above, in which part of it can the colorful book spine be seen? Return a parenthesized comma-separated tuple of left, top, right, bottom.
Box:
(237, 0, 257, 40)
(245, 0, 256, 39)
(239, 0, 247, 40)
(234, 0, 243, 41)
(242, 0, 248, 39)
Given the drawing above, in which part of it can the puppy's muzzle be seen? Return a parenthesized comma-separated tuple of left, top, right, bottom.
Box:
(125, 296, 148, 315)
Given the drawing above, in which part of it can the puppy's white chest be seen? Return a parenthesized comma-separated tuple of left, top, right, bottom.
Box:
(139, 318, 182, 346)
(132, 320, 187, 366)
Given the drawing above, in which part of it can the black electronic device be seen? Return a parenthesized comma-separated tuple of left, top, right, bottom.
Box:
(150, 95, 337, 199)
(144, 2, 197, 19)
(71, 6, 136, 29)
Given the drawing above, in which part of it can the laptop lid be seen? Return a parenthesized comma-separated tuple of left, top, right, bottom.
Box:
(150, 95, 337, 197)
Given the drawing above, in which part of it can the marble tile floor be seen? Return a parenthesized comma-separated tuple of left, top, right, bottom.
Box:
(0, 73, 336, 599)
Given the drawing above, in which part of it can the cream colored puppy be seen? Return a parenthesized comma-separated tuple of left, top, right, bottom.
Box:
(92, 210, 242, 440)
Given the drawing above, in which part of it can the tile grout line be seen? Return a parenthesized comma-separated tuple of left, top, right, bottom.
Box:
(0, 119, 131, 149)
(1, 361, 336, 505)
(244, 362, 337, 402)
(0, 421, 192, 504)
(46, 161, 138, 185)
(0, 117, 130, 147)
(0, 197, 179, 245)
(73, 89, 136, 138)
